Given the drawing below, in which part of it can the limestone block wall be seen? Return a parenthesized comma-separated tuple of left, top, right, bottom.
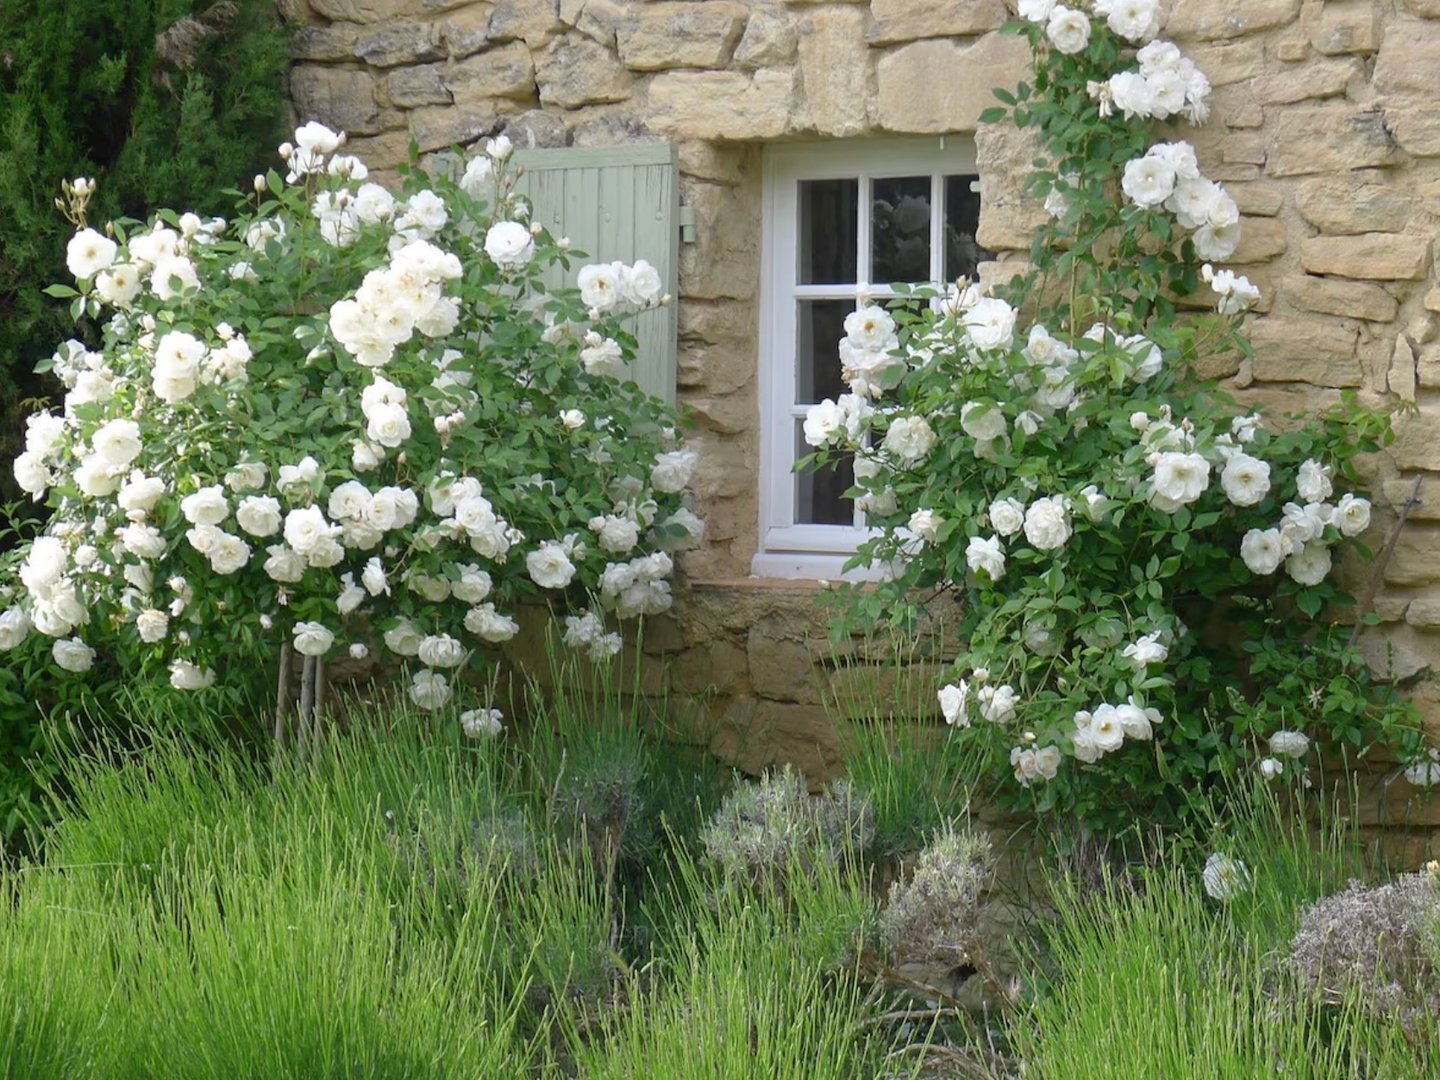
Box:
(280, 0, 1440, 848)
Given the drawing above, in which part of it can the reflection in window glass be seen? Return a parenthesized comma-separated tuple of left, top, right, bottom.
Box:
(944, 174, 990, 281)
(871, 176, 931, 284)
(795, 299, 852, 404)
(795, 422, 855, 526)
(798, 179, 858, 284)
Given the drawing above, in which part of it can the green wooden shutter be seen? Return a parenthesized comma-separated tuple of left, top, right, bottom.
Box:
(513, 143, 679, 405)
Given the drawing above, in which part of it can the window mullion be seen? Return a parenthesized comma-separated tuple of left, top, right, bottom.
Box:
(930, 171, 944, 287)
(856, 172, 870, 304)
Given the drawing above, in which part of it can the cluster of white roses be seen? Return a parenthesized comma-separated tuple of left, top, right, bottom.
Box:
(1019, 0, 1173, 57)
(1258, 729, 1311, 780)
(1230, 457, 1370, 586)
(1, 122, 704, 713)
(1120, 141, 1239, 261)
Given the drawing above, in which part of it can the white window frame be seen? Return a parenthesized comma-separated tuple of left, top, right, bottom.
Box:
(753, 138, 982, 581)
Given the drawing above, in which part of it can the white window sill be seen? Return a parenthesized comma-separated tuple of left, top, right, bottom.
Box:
(749, 551, 895, 582)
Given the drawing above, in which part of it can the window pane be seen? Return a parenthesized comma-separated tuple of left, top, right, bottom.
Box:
(944, 174, 991, 281)
(871, 176, 931, 284)
(795, 299, 851, 404)
(795, 422, 854, 526)
(798, 179, 858, 284)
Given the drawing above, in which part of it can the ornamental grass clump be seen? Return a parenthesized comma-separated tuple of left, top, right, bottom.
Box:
(807, 1, 1430, 833)
(699, 765, 873, 883)
(1289, 870, 1440, 1039)
(0, 122, 704, 731)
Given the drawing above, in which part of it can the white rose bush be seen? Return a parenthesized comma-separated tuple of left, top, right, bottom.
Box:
(805, 5, 1427, 831)
(0, 125, 703, 728)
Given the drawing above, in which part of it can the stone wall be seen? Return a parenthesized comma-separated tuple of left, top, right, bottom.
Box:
(280, 0, 1440, 853)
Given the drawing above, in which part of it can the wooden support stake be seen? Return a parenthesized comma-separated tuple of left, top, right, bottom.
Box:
(274, 641, 293, 746)
(313, 655, 328, 746)
(298, 653, 316, 755)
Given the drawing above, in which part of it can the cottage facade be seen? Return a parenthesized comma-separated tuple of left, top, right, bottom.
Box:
(282, 0, 1440, 849)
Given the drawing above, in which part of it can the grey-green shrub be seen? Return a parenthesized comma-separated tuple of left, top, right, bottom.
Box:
(880, 826, 993, 971)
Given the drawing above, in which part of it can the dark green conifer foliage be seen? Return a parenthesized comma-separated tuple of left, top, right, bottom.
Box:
(0, 0, 289, 501)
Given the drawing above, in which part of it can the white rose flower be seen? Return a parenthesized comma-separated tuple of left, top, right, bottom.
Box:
(1149, 452, 1210, 511)
(1240, 528, 1287, 576)
(1297, 459, 1333, 503)
(1334, 493, 1371, 537)
(66, 228, 117, 280)
(658, 507, 706, 552)
(136, 608, 169, 643)
(262, 544, 306, 583)
(1023, 496, 1072, 551)
(526, 543, 576, 590)
(90, 419, 142, 469)
(804, 400, 845, 447)
(979, 683, 1018, 724)
(560, 408, 586, 431)
(53, 637, 95, 673)
(383, 619, 423, 657)
(1018, 0, 1056, 21)
(966, 535, 1007, 581)
(1268, 730, 1310, 758)
(960, 401, 1007, 442)
(459, 155, 494, 198)
(0, 609, 33, 650)
(938, 681, 970, 727)
(117, 475, 165, 520)
(336, 574, 366, 616)
(1285, 541, 1331, 587)
(1087, 705, 1126, 754)
(881, 416, 935, 463)
(13, 451, 52, 496)
(408, 670, 452, 710)
(366, 402, 412, 449)
(236, 496, 283, 537)
(1122, 631, 1168, 669)
(1260, 756, 1285, 779)
(283, 505, 335, 556)
(907, 509, 941, 542)
(452, 565, 493, 604)
(592, 514, 641, 554)
(1079, 485, 1110, 522)
(362, 557, 390, 596)
(651, 450, 698, 493)
(580, 337, 625, 378)
(988, 497, 1026, 538)
(624, 259, 664, 306)
(418, 633, 467, 669)
(207, 532, 251, 575)
(1121, 153, 1176, 208)
(1193, 222, 1240, 261)
(1219, 453, 1271, 508)
(120, 523, 167, 560)
(224, 462, 267, 492)
(1046, 5, 1091, 54)
(1280, 501, 1329, 547)
(962, 298, 1016, 351)
(169, 660, 216, 691)
(1114, 702, 1154, 741)
(464, 603, 520, 642)
(460, 708, 505, 738)
(180, 485, 229, 527)
(74, 458, 123, 498)
(1202, 853, 1251, 902)
(1106, 0, 1159, 42)
(577, 262, 623, 311)
(484, 221, 535, 270)
(293, 621, 334, 657)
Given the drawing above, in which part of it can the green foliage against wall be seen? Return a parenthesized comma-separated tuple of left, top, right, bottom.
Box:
(0, 0, 289, 504)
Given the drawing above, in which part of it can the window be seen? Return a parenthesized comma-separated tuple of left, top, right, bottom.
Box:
(754, 139, 987, 580)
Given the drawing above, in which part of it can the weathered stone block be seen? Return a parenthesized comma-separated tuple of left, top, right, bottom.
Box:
(1384, 478, 1440, 519)
(503, 108, 569, 149)
(1406, 597, 1440, 629)
(1229, 216, 1286, 263)
(560, 0, 625, 45)
(748, 630, 821, 703)
(290, 65, 382, 136)
(292, 23, 361, 61)
(1310, 0, 1382, 54)
(1295, 174, 1412, 234)
(1253, 57, 1361, 103)
(1267, 107, 1401, 177)
(616, 2, 748, 71)
(439, 5, 493, 57)
(1403, 0, 1440, 15)
(536, 36, 632, 106)
(797, 6, 870, 137)
(649, 70, 793, 139)
(309, 0, 416, 23)
(1165, 0, 1301, 40)
(1386, 527, 1440, 586)
(408, 101, 502, 151)
(867, 0, 1007, 45)
(354, 20, 442, 65)
(1392, 411, 1440, 470)
(1283, 276, 1399, 323)
(1374, 21, 1440, 94)
(387, 63, 452, 107)
(488, 0, 563, 46)
(446, 41, 536, 101)
(874, 32, 1031, 133)
(734, 7, 797, 67)
(1248, 315, 1361, 386)
(686, 392, 755, 436)
(1229, 183, 1283, 216)
(976, 125, 1047, 251)
(1300, 234, 1432, 281)
(1386, 107, 1440, 158)
(710, 697, 841, 781)
(1185, 38, 1265, 85)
